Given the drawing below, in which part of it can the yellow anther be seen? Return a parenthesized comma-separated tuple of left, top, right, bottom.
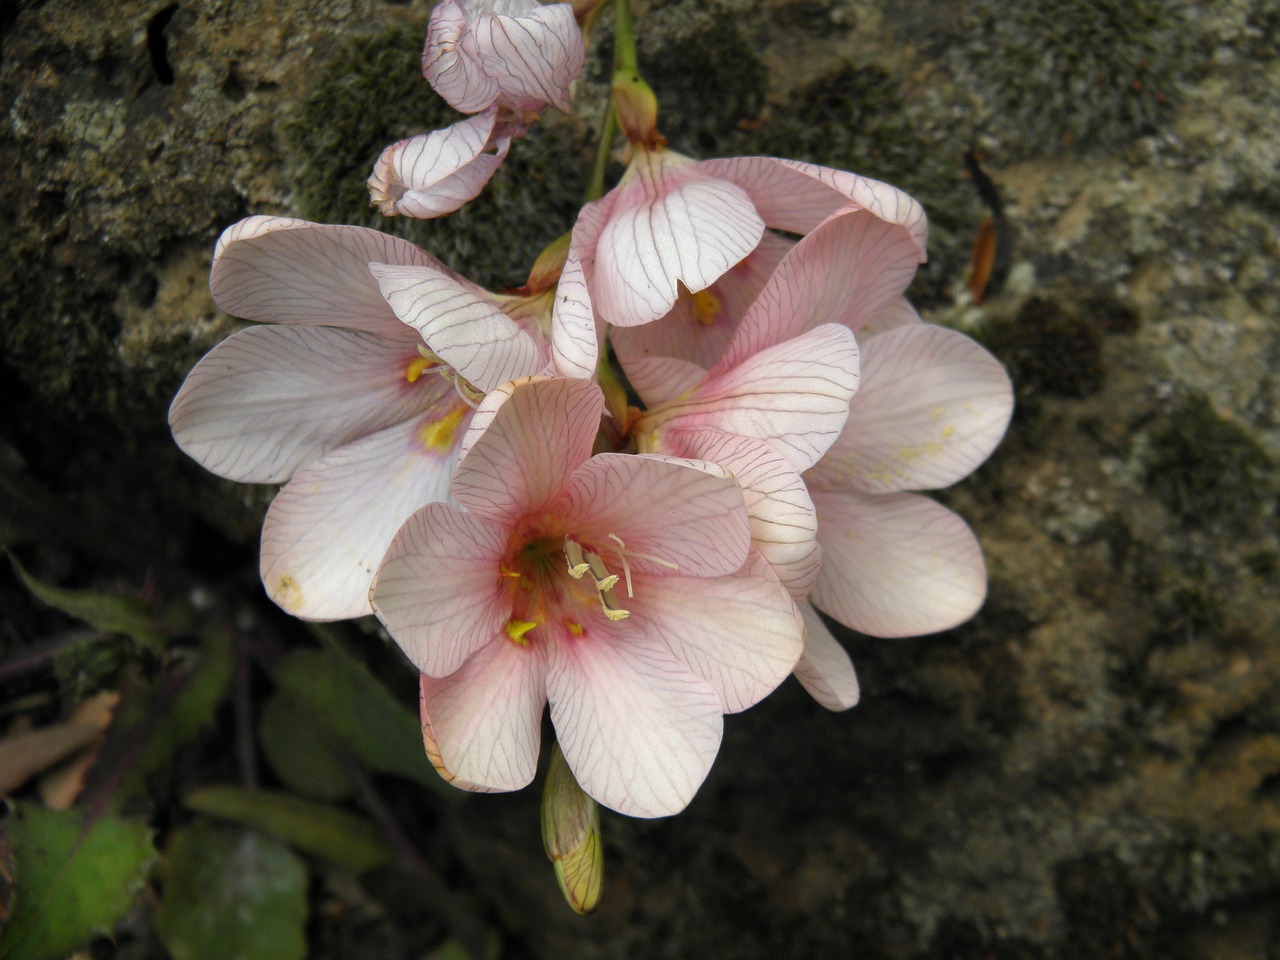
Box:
(417, 403, 468, 452)
(505, 619, 539, 644)
(564, 537, 590, 578)
(405, 356, 435, 383)
(691, 288, 722, 325)
(564, 620, 584, 636)
(500, 563, 521, 579)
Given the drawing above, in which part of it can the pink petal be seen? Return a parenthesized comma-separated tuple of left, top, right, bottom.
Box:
(422, 0, 500, 113)
(809, 489, 987, 638)
(654, 323, 860, 472)
(419, 638, 547, 792)
(259, 413, 467, 621)
(793, 603, 860, 711)
(368, 262, 546, 392)
(564, 452, 750, 579)
(715, 206, 923, 371)
(628, 551, 803, 713)
(663, 429, 820, 599)
(210, 217, 444, 333)
(550, 200, 604, 378)
(612, 230, 792, 379)
(862, 294, 923, 337)
(547, 632, 723, 817)
(699, 156, 928, 254)
(618, 355, 707, 410)
(808, 325, 1014, 494)
(372, 502, 513, 677)
(368, 112, 510, 219)
(593, 152, 765, 328)
(454, 377, 603, 524)
(475, 3, 585, 114)
(420, 684, 505, 793)
(169, 324, 434, 484)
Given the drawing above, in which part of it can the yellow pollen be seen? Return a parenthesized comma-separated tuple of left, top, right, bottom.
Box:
(505, 619, 539, 644)
(691, 288, 722, 325)
(417, 404, 468, 451)
(565, 620, 584, 636)
(500, 563, 522, 579)
(405, 356, 435, 383)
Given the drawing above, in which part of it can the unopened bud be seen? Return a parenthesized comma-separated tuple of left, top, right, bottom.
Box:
(526, 231, 571, 293)
(611, 69, 661, 148)
(541, 744, 603, 915)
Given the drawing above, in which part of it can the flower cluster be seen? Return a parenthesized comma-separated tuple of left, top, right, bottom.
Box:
(170, 0, 1012, 832)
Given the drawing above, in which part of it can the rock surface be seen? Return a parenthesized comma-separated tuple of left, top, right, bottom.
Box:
(2, 0, 1277, 957)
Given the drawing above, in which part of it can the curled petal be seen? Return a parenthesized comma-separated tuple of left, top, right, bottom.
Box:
(169, 324, 433, 484)
(593, 152, 765, 328)
(548, 633, 723, 818)
(454, 377, 604, 525)
(474, 3, 585, 114)
(793, 604, 860, 712)
(369, 262, 547, 393)
(809, 325, 1014, 494)
(422, 0, 500, 113)
(551, 200, 607, 378)
(372, 503, 513, 678)
(369, 112, 510, 219)
(210, 216, 445, 333)
(418, 638, 547, 792)
(260, 417, 465, 621)
(809, 489, 987, 638)
(699, 155, 928, 254)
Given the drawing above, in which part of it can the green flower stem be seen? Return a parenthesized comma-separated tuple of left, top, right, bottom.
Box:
(613, 0, 638, 74)
(584, 97, 617, 204)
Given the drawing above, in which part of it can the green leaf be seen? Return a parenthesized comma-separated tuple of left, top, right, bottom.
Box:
(184, 787, 393, 874)
(9, 556, 166, 651)
(155, 822, 307, 960)
(0, 805, 155, 960)
(257, 691, 352, 802)
(273, 632, 449, 796)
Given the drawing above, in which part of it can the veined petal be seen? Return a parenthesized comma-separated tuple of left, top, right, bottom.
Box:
(565, 452, 749, 579)
(629, 552, 803, 714)
(475, 3, 585, 114)
(862, 294, 923, 338)
(664, 429, 820, 599)
(372, 502, 512, 678)
(699, 155, 928, 255)
(613, 230, 792, 383)
(454, 377, 603, 524)
(651, 323, 860, 472)
(551, 200, 605, 378)
(169, 324, 433, 484)
(260, 414, 467, 621)
(715, 206, 922, 371)
(422, 0, 500, 113)
(547, 633, 723, 817)
(210, 217, 445, 333)
(368, 113, 510, 219)
(421, 687, 505, 793)
(594, 152, 765, 328)
(369, 262, 546, 393)
(419, 638, 547, 792)
(617, 355, 707, 410)
(808, 325, 1014, 494)
(809, 489, 987, 638)
(793, 604, 860, 711)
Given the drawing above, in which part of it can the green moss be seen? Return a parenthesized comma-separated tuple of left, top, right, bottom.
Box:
(282, 28, 589, 289)
(1144, 392, 1275, 529)
(960, 0, 1188, 152)
(730, 63, 979, 306)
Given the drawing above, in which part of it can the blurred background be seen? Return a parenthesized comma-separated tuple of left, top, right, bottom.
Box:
(1, 0, 1277, 957)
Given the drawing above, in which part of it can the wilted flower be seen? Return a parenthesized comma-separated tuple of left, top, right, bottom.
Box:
(370, 377, 803, 817)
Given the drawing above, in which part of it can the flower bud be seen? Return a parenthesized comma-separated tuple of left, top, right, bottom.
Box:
(541, 744, 603, 915)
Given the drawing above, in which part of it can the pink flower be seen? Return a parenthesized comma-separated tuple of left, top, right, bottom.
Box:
(168, 216, 545, 620)
(552, 151, 929, 378)
(370, 377, 804, 817)
(423, 0, 585, 116)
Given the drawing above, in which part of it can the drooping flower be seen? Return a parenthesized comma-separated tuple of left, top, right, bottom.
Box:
(551, 152, 929, 379)
(168, 216, 545, 620)
(371, 0, 586, 219)
(370, 376, 804, 817)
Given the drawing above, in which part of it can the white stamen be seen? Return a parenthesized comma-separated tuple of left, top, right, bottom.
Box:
(607, 533, 677, 599)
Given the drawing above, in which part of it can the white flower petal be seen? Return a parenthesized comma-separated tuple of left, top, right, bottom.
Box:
(793, 603, 860, 711)
(260, 413, 468, 621)
(475, 3, 585, 114)
(368, 112, 509, 219)
(548, 633, 723, 817)
(809, 489, 987, 638)
(422, 0, 501, 113)
(169, 324, 433, 484)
